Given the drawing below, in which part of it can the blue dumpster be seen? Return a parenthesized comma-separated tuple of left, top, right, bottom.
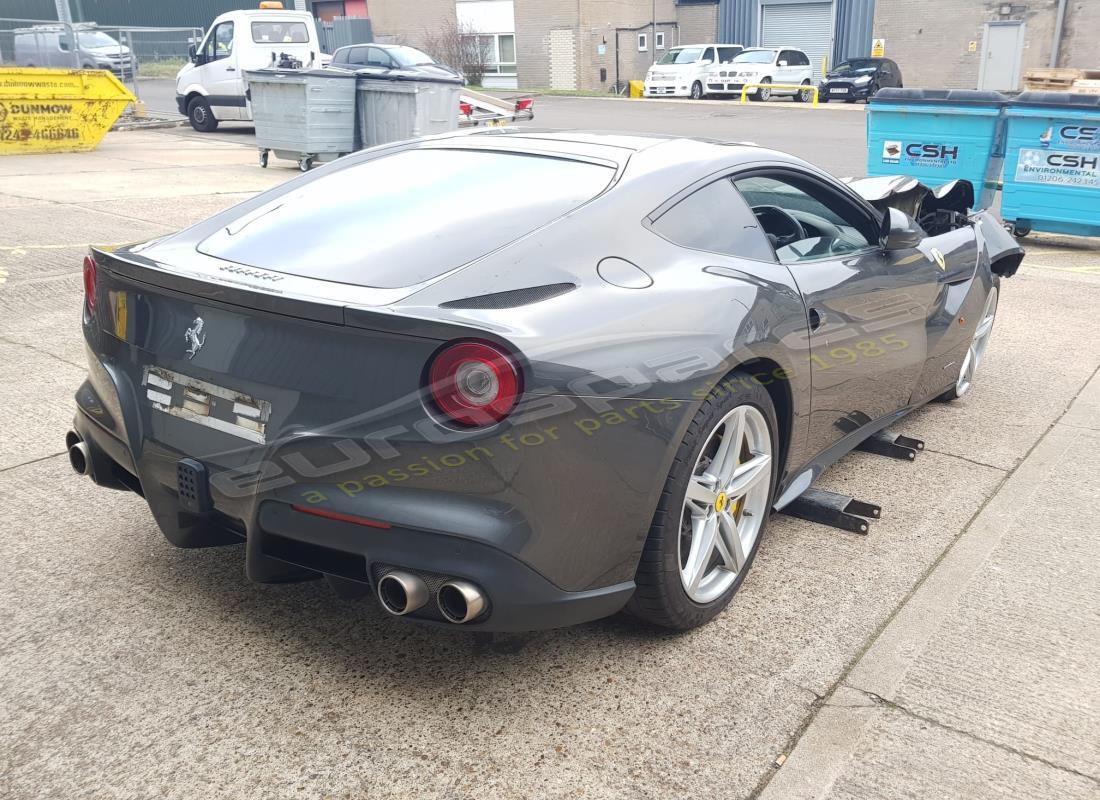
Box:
(867, 88, 1008, 209)
(1002, 91, 1100, 238)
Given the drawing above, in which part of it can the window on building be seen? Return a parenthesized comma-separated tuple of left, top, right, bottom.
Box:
(655, 32, 665, 50)
(461, 33, 517, 75)
(638, 33, 647, 52)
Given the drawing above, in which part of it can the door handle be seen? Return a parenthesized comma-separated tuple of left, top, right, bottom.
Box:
(808, 307, 823, 331)
(226, 66, 236, 71)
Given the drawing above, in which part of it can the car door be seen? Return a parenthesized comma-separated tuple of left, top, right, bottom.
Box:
(646, 174, 814, 476)
(779, 50, 801, 88)
(198, 20, 243, 120)
(731, 168, 942, 457)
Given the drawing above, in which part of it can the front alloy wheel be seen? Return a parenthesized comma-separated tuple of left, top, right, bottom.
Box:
(690, 81, 704, 100)
(942, 285, 999, 401)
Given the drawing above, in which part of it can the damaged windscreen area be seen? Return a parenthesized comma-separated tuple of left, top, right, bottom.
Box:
(198, 149, 615, 289)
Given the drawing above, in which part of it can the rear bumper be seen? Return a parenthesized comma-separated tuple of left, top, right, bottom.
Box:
(72, 401, 635, 630)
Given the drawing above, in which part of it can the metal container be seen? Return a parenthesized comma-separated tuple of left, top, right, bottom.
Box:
(1001, 91, 1100, 238)
(0, 67, 135, 155)
(355, 71, 462, 149)
(245, 67, 358, 171)
(867, 88, 1009, 209)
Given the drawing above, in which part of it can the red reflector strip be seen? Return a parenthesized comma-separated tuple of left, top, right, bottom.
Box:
(291, 504, 392, 529)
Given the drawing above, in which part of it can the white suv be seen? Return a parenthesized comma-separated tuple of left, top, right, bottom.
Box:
(643, 44, 743, 99)
(705, 47, 815, 102)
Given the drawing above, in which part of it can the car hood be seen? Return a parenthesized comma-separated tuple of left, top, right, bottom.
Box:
(85, 44, 130, 56)
(826, 68, 875, 79)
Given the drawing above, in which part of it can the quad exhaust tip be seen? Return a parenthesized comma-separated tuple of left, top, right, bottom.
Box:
(437, 580, 487, 624)
(377, 571, 429, 616)
(67, 432, 90, 477)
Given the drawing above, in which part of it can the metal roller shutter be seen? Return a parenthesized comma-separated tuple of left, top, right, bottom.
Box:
(761, 2, 835, 78)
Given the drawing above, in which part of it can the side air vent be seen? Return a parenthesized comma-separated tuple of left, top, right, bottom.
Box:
(439, 283, 577, 310)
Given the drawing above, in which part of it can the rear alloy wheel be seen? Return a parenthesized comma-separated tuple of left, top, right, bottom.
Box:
(187, 97, 218, 132)
(690, 81, 704, 100)
(751, 78, 772, 102)
(794, 80, 813, 103)
(941, 284, 999, 401)
(629, 376, 777, 629)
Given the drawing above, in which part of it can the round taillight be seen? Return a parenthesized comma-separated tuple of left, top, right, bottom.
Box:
(82, 255, 97, 316)
(427, 340, 522, 427)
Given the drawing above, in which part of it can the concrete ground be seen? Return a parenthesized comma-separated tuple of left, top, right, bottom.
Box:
(1, 109, 1098, 800)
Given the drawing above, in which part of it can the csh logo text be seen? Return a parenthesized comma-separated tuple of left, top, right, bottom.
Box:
(1048, 153, 1099, 169)
(882, 140, 959, 165)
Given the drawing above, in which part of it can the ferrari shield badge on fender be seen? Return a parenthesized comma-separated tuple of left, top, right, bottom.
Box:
(931, 248, 946, 271)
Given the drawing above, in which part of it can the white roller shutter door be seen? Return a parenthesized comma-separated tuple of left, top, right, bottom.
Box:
(761, 2, 834, 77)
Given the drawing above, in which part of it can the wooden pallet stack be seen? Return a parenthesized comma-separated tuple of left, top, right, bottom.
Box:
(1023, 68, 1100, 94)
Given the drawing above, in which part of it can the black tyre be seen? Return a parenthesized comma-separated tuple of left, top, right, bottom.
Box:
(628, 373, 779, 630)
(690, 81, 704, 100)
(793, 80, 813, 103)
(187, 96, 218, 132)
(750, 78, 772, 102)
(863, 82, 879, 103)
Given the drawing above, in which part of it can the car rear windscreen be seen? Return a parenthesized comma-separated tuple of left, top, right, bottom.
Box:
(198, 149, 614, 289)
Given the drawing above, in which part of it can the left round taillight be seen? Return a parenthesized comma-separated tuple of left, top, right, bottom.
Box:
(427, 340, 523, 427)
(82, 255, 97, 316)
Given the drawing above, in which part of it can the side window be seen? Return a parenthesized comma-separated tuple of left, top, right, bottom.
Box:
(348, 46, 369, 65)
(703, 47, 716, 63)
(58, 34, 70, 52)
(733, 174, 876, 263)
(366, 46, 392, 67)
(652, 178, 776, 262)
(204, 21, 234, 61)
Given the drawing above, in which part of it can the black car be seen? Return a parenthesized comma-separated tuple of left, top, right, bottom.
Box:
(329, 42, 461, 80)
(819, 57, 902, 103)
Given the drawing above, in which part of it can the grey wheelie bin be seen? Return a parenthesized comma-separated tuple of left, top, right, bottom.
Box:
(355, 70, 463, 149)
(245, 67, 358, 171)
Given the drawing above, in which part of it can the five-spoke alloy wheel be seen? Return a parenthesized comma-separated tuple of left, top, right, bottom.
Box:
(942, 284, 999, 401)
(629, 373, 778, 629)
(679, 405, 772, 603)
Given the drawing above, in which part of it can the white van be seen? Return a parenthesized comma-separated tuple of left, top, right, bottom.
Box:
(643, 44, 743, 100)
(175, 6, 330, 131)
(704, 47, 815, 102)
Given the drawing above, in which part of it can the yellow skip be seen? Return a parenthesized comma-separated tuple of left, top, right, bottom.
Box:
(0, 68, 135, 155)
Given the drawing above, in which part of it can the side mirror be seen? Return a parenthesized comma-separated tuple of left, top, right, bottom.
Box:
(778, 60, 788, 67)
(881, 207, 924, 251)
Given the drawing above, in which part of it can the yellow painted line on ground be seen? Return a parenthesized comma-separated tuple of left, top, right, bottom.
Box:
(0, 244, 121, 256)
(1023, 263, 1100, 274)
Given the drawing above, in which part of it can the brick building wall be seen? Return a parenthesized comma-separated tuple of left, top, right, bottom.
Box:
(516, 0, 720, 91)
(1059, 0, 1100, 72)
(366, 0, 456, 49)
(872, 0, 1098, 89)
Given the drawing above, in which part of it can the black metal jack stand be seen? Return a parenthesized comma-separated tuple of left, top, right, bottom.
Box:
(780, 488, 882, 535)
(855, 430, 925, 461)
